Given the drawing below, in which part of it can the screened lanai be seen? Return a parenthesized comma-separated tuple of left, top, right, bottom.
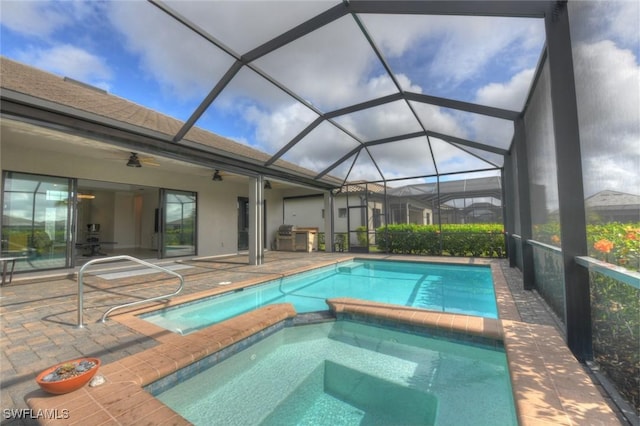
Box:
(1, 0, 639, 416)
(2, 0, 545, 185)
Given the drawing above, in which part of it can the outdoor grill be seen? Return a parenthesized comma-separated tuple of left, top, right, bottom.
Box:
(277, 224, 296, 237)
(275, 225, 318, 252)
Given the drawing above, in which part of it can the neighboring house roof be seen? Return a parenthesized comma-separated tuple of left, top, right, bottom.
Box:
(0, 57, 341, 186)
(336, 177, 505, 213)
(339, 181, 388, 194)
(388, 176, 502, 203)
(585, 190, 640, 211)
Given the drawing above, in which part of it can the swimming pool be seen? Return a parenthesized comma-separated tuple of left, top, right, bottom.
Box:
(142, 259, 497, 334)
(149, 319, 516, 425)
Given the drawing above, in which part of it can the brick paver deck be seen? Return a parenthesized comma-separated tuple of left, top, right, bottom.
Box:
(0, 252, 624, 425)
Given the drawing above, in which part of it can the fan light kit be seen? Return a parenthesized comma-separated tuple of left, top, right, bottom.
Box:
(127, 152, 142, 168)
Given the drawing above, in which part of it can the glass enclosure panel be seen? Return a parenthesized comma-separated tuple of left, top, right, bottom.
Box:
(569, 1, 640, 271)
(162, 189, 197, 258)
(523, 62, 560, 246)
(531, 243, 565, 323)
(1, 172, 71, 271)
(589, 270, 639, 411)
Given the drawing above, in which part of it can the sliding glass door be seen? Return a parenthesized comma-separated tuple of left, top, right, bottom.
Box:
(1, 172, 73, 271)
(159, 189, 197, 258)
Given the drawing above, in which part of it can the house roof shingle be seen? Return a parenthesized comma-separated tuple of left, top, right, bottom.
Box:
(0, 57, 340, 185)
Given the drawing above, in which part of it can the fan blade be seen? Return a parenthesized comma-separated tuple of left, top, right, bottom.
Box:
(140, 158, 160, 167)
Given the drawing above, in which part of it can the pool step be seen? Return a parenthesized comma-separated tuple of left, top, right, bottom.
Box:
(337, 263, 364, 273)
(261, 360, 437, 425)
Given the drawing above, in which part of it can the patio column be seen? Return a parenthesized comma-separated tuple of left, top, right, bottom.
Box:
(545, 2, 592, 361)
(501, 164, 515, 265)
(513, 117, 535, 289)
(248, 176, 264, 265)
(324, 191, 334, 252)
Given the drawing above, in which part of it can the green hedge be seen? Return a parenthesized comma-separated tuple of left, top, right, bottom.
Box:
(373, 223, 505, 257)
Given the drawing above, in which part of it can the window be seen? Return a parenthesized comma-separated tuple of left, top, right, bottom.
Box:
(372, 208, 382, 229)
(2, 171, 72, 271)
(338, 208, 347, 218)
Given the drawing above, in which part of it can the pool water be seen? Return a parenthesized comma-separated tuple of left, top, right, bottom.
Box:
(142, 259, 497, 334)
(153, 321, 517, 425)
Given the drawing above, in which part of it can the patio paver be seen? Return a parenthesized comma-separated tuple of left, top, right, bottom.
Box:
(0, 252, 625, 425)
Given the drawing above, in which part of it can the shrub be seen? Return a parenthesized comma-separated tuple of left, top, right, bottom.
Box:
(534, 221, 640, 271)
(375, 223, 505, 257)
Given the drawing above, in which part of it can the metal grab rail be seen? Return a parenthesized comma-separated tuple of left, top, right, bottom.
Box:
(77, 255, 185, 328)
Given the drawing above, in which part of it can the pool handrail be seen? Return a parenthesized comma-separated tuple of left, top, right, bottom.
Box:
(77, 255, 185, 328)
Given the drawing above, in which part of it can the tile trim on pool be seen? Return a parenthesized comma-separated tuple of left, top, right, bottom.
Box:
(25, 258, 618, 425)
(26, 303, 298, 425)
(26, 304, 618, 425)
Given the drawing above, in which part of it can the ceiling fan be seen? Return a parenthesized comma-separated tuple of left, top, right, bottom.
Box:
(125, 152, 160, 167)
(212, 169, 224, 181)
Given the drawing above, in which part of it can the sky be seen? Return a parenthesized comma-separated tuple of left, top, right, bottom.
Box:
(0, 0, 638, 199)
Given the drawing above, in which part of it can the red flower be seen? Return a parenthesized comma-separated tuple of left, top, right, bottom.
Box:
(625, 229, 639, 240)
(551, 235, 561, 244)
(593, 239, 614, 254)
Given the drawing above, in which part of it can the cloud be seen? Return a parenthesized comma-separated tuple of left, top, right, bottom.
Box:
(1, 1, 114, 90)
(244, 101, 319, 153)
(16, 44, 112, 90)
(107, 1, 233, 102)
(0, 1, 553, 187)
(475, 69, 535, 111)
(362, 14, 545, 91)
(573, 39, 640, 196)
(0, 1, 69, 38)
(102, 0, 540, 181)
(253, 15, 397, 111)
(569, 0, 639, 52)
(161, 0, 333, 55)
(461, 69, 535, 152)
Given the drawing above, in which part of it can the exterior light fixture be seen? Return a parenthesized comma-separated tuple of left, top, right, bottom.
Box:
(127, 152, 142, 167)
(212, 170, 223, 181)
(264, 180, 272, 189)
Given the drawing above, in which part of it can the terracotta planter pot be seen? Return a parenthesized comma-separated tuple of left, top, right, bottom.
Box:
(36, 358, 101, 395)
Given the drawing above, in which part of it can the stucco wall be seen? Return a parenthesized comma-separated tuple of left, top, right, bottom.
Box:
(0, 138, 267, 258)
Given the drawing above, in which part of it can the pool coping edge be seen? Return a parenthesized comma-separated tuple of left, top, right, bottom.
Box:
(24, 258, 619, 425)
